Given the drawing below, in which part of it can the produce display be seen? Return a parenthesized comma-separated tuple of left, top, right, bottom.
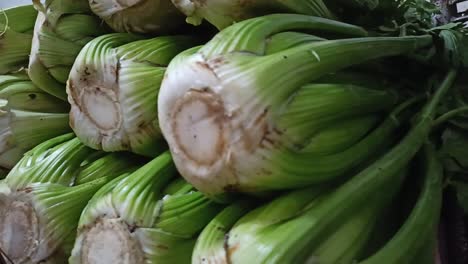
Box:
(0, 1, 467, 263)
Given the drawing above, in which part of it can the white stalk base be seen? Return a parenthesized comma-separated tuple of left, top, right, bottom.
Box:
(0, 194, 39, 264)
(158, 52, 279, 196)
(78, 218, 145, 264)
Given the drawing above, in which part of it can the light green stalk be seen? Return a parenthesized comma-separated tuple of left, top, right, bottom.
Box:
(158, 14, 434, 196)
(192, 168, 401, 264)
(67, 34, 201, 157)
(194, 67, 454, 262)
(192, 201, 255, 264)
(70, 152, 223, 264)
(90, 0, 186, 34)
(171, 0, 334, 29)
(28, 0, 109, 100)
(0, 177, 117, 264)
(0, 73, 70, 169)
(0, 5, 37, 74)
(0, 134, 141, 263)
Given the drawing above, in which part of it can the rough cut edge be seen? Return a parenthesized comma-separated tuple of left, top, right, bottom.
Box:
(0, 192, 39, 264)
(78, 217, 145, 264)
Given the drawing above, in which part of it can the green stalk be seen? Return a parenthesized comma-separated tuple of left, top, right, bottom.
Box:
(0, 74, 67, 112)
(224, 167, 405, 264)
(359, 144, 443, 264)
(0, 73, 71, 169)
(242, 102, 409, 191)
(301, 115, 380, 155)
(0, 5, 37, 74)
(0, 134, 139, 263)
(433, 106, 468, 127)
(266, 69, 455, 263)
(4, 134, 93, 190)
(28, 0, 109, 100)
(199, 69, 454, 263)
(3, 133, 137, 189)
(276, 83, 399, 145)
(89, 0, 186, 34)
(0, 5, 37, 33)
(158, 14, 435, 196)
(192, 201, 255, 264)
(162, 177, 194, 195)
(75, 152, 143, 185)
(67, 34, 201, 157)
(0, 177, 118, 263)
(70, 152, 223, 264)
(0, 29, 33, 74)
(171, 0, 334, 29)
(309, 200, 382, 263)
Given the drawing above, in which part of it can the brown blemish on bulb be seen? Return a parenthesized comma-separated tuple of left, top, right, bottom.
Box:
(67, 79, 81, 112)
(208, 56, 226, 69)
(18, 187, 33, 194)
(227, 243, 240, 259)
(156, 244, 169, 250)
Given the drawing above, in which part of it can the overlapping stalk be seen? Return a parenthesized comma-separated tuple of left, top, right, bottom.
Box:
(171, 0, 334, 30)
(89, 0, 186, 34)
(0, 5, 37, 74)
(0, 73, 70, 169)
(0, 134, 142, 263)
(360, 144, 443, 264)
(28, 0, 109, 100)
(70, 152, 223, 264)
(158, 14, 434, 196)
(192, 69, 456, 263)
(67, 34, 201, 157)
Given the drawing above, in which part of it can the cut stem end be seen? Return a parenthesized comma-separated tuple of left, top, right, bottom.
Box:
(79, 218, 144, 264)
(0, 195, 39, 263)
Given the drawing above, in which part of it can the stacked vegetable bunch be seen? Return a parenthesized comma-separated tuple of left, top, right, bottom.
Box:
(0, 0, 467, 263)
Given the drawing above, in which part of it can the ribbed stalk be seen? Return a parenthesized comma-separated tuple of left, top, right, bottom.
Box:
(0, 5, 37, 33)
(0, 134, 138, 263)
(0, 177, 116, 263)
(301, 115, 379, 155)
(90, 0, 186, 34)
(215, 68, 455, 263)
(67, 34, 201, 156)
(0, 5, 37, 74)
(28, 0, 109, 100)
(191, 69, 455, 263)
(4, 134, 93, 190)
(0, 74, 67, 112)
(0, 73, 70, 169)
(75, 152, 143, 184)
(192, 201, 255, 264)
(276, 83, 399, 145)
(359, 144, 443, 264)
(265, 69, 455, 263)
(70, 152, 223, 264)
(236, 102, 409, 192)
(3, 133, 137, 188)
(158, 14, 434, 196)
(171, 0, 334, 29)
